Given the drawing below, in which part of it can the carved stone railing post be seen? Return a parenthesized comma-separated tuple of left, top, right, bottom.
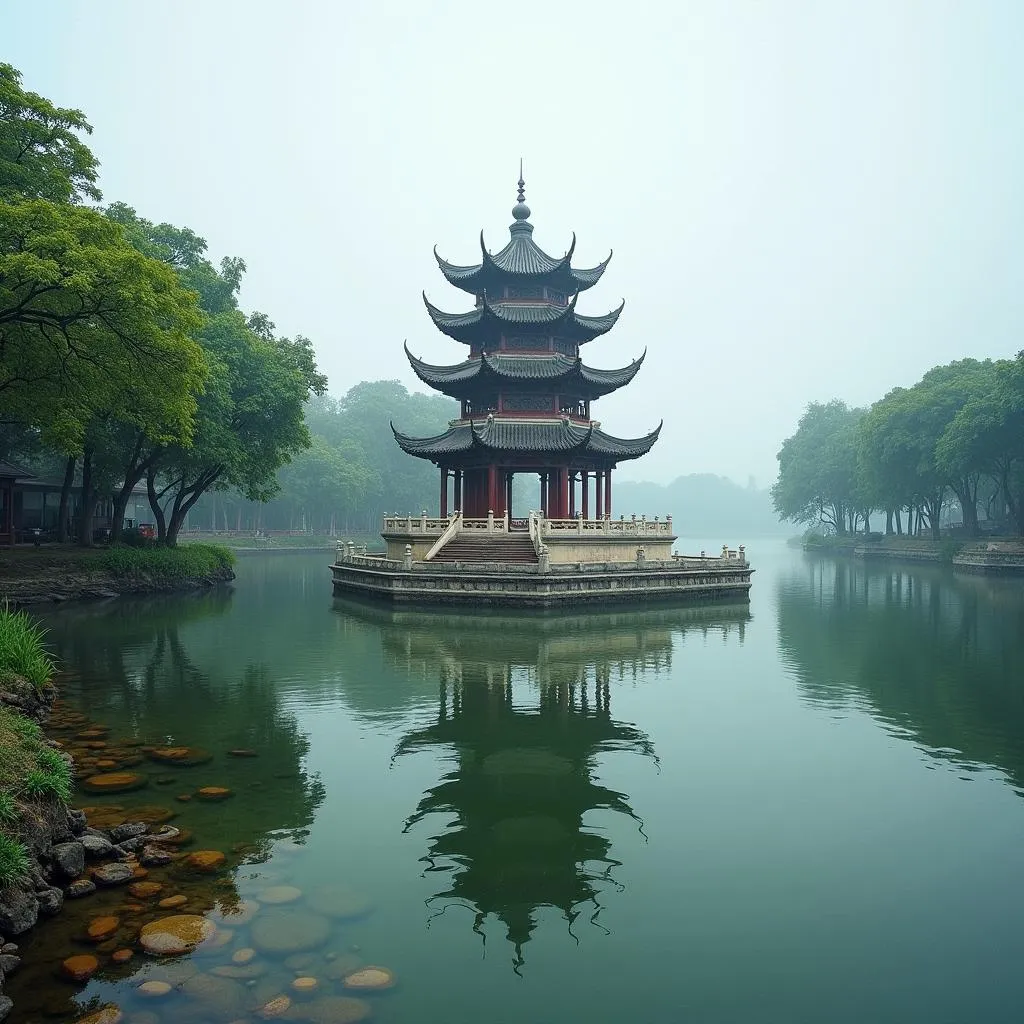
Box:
(636, 545, 646, 566)
(336, 541, 344, 563)
(403, 544, 413, 570)
(487, 509, 494, 533)
(538, 544, 550, 573)
(347, 541, 355, 560)
(739, 544, 746, 563)
(722, 544, 729, 559)
(420, 510, 427, 531)
(577, 511, 583, 535)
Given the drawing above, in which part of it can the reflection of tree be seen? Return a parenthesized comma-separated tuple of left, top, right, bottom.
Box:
(777, 556, 1024, 788)
(354, 601, 751, 971)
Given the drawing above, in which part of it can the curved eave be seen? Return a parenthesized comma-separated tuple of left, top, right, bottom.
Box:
(434, 235, 613, 295)
(391, 421, 472, 460)
(588, 420, 664, 461)
(578, 349, 646, 395)
(404, 341, 482, 393)
(472, 419, 595, 454)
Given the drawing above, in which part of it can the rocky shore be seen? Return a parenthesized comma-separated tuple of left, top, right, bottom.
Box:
(1, 564, 235, 608)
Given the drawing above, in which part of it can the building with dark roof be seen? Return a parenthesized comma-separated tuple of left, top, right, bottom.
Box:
(395, 171, 661, 520)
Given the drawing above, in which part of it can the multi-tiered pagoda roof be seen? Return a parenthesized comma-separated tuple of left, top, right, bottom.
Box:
(392, 171, 661, 520)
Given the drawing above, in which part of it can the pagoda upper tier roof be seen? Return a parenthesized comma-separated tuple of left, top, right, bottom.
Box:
(392, 416, 662, 463)
(404, 345, 646, 399)
(422, 292, 624, 346)
(434, 224, 612, 296)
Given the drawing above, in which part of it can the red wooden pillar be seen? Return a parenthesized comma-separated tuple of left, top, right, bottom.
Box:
(581, 471, 589, 520)
(569, 471, 576, 518)
(604, 470, 612, 518)
(454, 470, 462, 513)
(487, 465, 496, 514)
(506, 473, 513, 521)
(595, 470, 604, 520)
(561, 469, 570, 520)
(440, 469, 448, 517)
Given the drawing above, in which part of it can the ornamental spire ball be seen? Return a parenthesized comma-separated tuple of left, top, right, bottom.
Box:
(512, 158, 531, 221)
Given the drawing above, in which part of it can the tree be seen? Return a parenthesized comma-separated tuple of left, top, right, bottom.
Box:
(0, 199, 206, 453)
(772, 401, 867, 534)
(147, 311, 327, 544)
(0, 63, 101, 204)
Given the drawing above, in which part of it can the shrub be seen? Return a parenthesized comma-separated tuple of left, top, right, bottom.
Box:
(0, 833, 29, 889)
(0, 606, 56, 690)
(99, 542, 235, 579)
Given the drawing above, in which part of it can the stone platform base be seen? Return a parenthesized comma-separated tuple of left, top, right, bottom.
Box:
(330, 556, 752, 608)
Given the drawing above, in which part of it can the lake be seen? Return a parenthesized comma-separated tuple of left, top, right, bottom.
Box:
(8, 542, 1024, 1023)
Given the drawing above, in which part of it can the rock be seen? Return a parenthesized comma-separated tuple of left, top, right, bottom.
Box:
(139, 915, 217, 955)
(37, 886, 63, 915)
(111, 948, 133, 963)
(81, 834, 115, 858)
(139, 845, 174, 867)
(0, 995, 11, 1021)
(0, 944, 15, 955)
(257, 994, 291, 1018)
(116, 836, 146, 854)
(126, 805, 177, 826)
(283, 952, 318, 971)
(0, 953, 20, 974)
(233, 947, 256, 964)
(227, 748, 258, 757)
(249, 908, 331, 956)
(287, 996, 372, 1024)
(175, 794, 192, 803)
(93, 862, 133, 887)
(211, 898, 259, 926)
(292, 976, 318, 995)
(0, 890, 38, 935)
(66, 878, 97, 898)
(158, 894, 188, 909)
(86, 915, 120, 942)
(210, 962, 267, 980)
(80, 772, 148, 794)
(127, 881, 163, 899)
(320, 954, 364, 982)
(195, 786, 233, 802)
(137, 980, 173, 999)
(178, 972, 249, 1018)
(110, 822, 148, 843)
(61, 953, 100, 981)
(75, 1007, 123, 1024)
(342, 965, 396, 991)
(146, 746, 212, 767)
(148, 825, 191, 846)
(312, 885, 373, 921)
(52, 841, 85, 879)
(258, 885, 302, 905)
(184, 850, 225, 873)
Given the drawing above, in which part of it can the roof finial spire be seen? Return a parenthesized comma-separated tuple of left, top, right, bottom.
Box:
(512, 158, 531, 223)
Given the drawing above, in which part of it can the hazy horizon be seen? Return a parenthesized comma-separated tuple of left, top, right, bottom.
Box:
(8, 0, 1023, 486)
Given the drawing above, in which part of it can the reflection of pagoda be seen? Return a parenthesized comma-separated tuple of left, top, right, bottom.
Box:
(395, 169, 660, 519)
(397, 662, 652, 970)
(366, 603, 750, 969)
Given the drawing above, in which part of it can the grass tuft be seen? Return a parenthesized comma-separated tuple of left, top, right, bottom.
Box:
(22, 766, 71, 803)
(0, 792, 17, 826)
(0, 833, 29, 889)
(0, 605, 56, 690)
(99, 542, 235, 579)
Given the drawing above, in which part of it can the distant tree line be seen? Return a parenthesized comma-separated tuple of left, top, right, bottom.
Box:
(772, 356, 1024, 538)
(1, 63, 325, 545)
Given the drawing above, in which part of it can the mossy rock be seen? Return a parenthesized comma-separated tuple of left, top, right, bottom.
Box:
(79, 772, 149, 795)
(139, 914, 217, 955)
(146, 746, 213, 767)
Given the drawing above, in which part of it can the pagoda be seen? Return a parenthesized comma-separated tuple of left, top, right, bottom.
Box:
(394, 169, 661, 521)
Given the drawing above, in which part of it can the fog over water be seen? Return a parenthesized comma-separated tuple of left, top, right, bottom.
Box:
(8, 0, 1023, 485)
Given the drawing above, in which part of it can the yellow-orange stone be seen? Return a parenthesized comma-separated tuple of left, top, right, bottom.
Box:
(258, 995, 292, 1018)
(61, 953, 100, 981)
(128, 881, 163, 899)
(195, 786, 233, 801)
(232, 947, 256, 964)
(111, 948, 133, 964)
(80, 772, 147, 793)
(76, 1006, 123, 1024)
(185, 850, 226, 872)
(292, 977, 319, 994)
(86, 916, 120, 942)
(343, 966, 397, 991)
(158, 894, 188, 909)
(139, 915, 216, 955)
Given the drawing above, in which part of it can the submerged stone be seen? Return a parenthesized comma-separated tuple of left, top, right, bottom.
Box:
(342, 965, 396, 991)
(158, 894, 189, 909)
(195, 786, 233, 802)
(312, 885, 373, 921)
(75, 1005, 123, 1024)
(93, 863, 133, 887)
(80, 772, 148, 794)
(287, 995, 373, 1024)
(61, 953, 100, 982)
(128, 881, 163, 899)
(257, 994, 292, 1018)
(258, 885, 302, 905)
(184, 849, 226, 873)
(139, 915, 217, 956)
(249, 908, 331, 956)
(147, 746, 213, 767)
(137, 980, 173, 999)
(86, 915, 120, 942)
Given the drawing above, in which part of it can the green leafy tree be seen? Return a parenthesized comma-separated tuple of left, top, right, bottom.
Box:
(772, 401, 867, 534)
(0, 63, 100, 203)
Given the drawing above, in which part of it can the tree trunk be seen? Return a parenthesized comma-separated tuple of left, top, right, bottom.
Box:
(146, 467, 168, 542)
(56, 456, 76, 543)
(885, 509, 893, 535)
(78, 448, 96, 547)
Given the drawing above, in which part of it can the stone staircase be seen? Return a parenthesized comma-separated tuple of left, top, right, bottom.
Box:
(432, 533, 538, 564)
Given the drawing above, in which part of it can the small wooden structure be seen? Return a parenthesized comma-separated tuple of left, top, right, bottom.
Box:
(0, 462, 34, 546)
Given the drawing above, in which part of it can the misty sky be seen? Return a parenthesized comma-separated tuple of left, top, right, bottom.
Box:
(7, 1, 1023, 486)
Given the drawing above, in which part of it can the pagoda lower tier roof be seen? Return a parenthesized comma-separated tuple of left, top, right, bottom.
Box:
(434, 225, 612, 296)
(392, 416, 662, 463)
(404, 345, 646, 399)
(423, 292, 623, 346)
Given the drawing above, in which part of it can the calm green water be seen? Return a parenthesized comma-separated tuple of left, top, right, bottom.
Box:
(10, 544, 1024, 1023)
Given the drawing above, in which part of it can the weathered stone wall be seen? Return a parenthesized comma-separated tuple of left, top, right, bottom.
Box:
(544, 536, 675, 562)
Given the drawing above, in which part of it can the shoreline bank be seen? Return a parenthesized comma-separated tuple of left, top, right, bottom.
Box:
(803, 537, 1024, 575)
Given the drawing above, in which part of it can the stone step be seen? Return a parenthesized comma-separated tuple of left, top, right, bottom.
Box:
(433, 534, 538, 564)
